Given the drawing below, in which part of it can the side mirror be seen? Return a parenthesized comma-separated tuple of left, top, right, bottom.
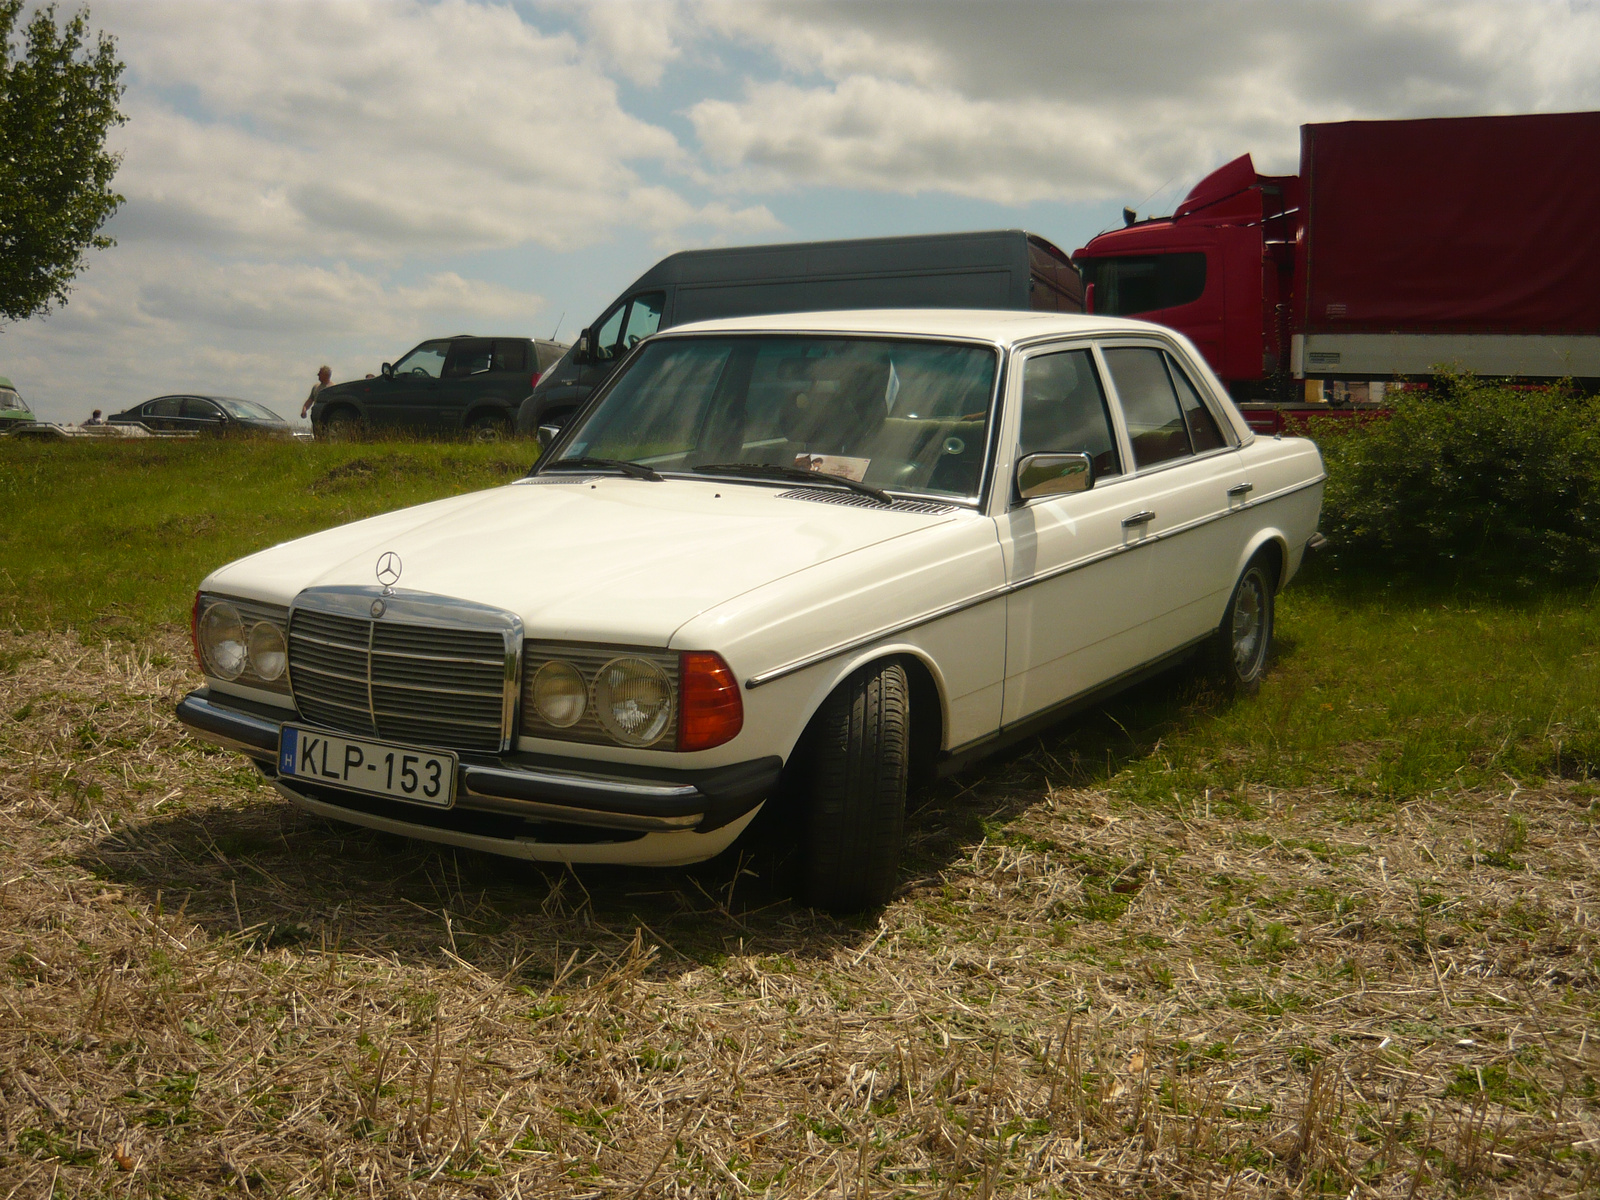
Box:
(572, 329, 593, 365)
(536, 423, 562, 450)
(381, 362, 394, 379)
(1016, 452, 1093, 501)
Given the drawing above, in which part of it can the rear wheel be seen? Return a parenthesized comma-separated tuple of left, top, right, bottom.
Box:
(320, 407, 362, 442)
(468, 412, 512, 442)
(802, 661, 909, 914)
(1210, 555, 1275, 693)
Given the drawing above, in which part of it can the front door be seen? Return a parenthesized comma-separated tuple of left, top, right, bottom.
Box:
(374, 340, 449, 432)
(994, 344, 1154, 726)
(440, 339, 496, 430)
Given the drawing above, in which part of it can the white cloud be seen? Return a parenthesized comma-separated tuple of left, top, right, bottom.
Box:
(105, 0, 771, 258)
(691, 0, 1600, 204)
(576, 0, 688, 87)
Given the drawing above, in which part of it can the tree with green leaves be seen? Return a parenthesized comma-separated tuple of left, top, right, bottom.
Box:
(0, 0, 125, 323)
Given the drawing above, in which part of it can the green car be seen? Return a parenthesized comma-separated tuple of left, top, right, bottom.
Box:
(0, 376, 35, 433)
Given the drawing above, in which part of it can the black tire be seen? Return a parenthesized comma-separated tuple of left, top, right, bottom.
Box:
(1210, 555, 1276, 694)
(320, 407, 362, 442)
(468, 412, 512, 443)
(802, 661, 909, 914)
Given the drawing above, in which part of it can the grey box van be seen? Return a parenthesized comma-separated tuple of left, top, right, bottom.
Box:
(517, 229, 1081, 434)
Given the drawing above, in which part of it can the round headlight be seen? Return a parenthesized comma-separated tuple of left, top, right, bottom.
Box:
(199, 602, 246, 680)
(593, 657, 673, 746)
(247, 621, 287, 681)
(531, 660, 586, 728)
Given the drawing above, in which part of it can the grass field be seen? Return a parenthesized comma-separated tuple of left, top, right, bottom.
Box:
(1, 437, 1597, 1197)
(0, 438, 536, 634)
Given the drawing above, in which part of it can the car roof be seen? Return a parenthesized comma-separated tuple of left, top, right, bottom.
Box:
(0, 376, 13, 389)
(663, 308, 1178, 347)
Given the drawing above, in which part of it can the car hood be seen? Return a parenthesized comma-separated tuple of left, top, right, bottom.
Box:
(204, 476, 963, 645)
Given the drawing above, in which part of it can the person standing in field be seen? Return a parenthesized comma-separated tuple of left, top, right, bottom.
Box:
(300, 365, 332, 419)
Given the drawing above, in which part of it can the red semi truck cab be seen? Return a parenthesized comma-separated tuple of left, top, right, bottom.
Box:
(1077, 112, 1600, 434)
(1075, 154, 1300, 406)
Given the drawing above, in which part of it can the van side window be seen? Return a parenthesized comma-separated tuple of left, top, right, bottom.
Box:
(1165, 353, 1227, 451)
(1104, 346, 1191, 468)
(593, 303, 627, 362)
(621, 292, 664, 348)
(1019, 349, 1120, 480)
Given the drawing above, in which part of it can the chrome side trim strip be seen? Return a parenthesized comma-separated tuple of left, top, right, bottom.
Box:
(743, 474, 1326, 690)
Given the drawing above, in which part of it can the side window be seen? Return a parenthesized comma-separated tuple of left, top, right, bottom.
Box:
(146, 397, 182, 417)
(533, 342, 565, 373)
(1165, 353, 1228, 452)
(592, 303, 627, 362)
(393, 342, 450, 378)
(1083, 253, 1207, 316)
(1018, 348, 1120, 480)
(182, 397, 222, 419)
(492, 339, 528, 373)
(1104, 346, 1191, 469)
(621, 292, 664, 349)
(444, 339, 495, 378)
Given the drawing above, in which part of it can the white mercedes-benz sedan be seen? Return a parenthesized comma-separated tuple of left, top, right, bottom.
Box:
(178, 310, 1324, 912)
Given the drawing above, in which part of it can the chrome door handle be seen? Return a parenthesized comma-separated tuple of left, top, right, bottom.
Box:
(1122, 510, 1156, 527)
(1227, 482, 1255, 497)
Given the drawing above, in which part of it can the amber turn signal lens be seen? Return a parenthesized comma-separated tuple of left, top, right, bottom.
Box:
(677, 651, 742, 751)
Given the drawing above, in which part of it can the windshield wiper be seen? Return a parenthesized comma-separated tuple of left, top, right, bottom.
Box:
(545, 456, 662, 482)
(692, 462, 894, 506)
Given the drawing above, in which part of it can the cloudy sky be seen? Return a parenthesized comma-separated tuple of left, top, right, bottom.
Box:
(6, 0, 1600, 424)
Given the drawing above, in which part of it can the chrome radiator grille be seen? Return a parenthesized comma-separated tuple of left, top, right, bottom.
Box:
(287, 589, 520, 753)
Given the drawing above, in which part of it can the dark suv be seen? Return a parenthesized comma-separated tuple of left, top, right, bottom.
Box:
(312, 335, 566, 439)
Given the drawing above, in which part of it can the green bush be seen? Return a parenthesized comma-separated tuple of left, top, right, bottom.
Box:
(1313, 376, 1600, 586)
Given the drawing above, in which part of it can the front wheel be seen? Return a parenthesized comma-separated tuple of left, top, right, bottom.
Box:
(468, 413, 512, 442)
(1210, 556, 1275, 693)
(802, 661, 909, 914)
(320, 407, 363, 442)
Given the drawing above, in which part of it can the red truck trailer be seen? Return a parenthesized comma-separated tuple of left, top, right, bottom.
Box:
(1074, 112, 1600, 432)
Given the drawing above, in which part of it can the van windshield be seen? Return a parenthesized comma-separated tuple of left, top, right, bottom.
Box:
(0, 389, 27, 412)
(552, 335, 999, 500)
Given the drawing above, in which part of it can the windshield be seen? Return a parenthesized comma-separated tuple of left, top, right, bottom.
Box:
(0, 388, 27, 413)
(211, 396, 284, 422)
(393, 341, 450, 378)
(552, 335, 999, 500)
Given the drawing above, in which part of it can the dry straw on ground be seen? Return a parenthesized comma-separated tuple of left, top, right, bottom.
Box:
(1, 629, 1596, 1197)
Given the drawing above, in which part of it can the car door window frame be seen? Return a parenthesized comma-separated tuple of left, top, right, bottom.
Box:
(1094, 337, 1238, 479)
(1008, 339, 1127, 510)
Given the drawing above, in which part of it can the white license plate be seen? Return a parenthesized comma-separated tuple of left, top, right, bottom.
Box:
(278, 726, 457, 808)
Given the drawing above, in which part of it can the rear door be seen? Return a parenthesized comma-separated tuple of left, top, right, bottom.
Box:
(1099, 341, 1246, 656)
(138, 396, 184, 432)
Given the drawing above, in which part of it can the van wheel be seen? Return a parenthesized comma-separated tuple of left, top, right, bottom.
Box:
(1210, 555, 1275, 694)
(802, 661, 909, 914)
(320, 407, 362, 442)
(468, 413, 512, 442)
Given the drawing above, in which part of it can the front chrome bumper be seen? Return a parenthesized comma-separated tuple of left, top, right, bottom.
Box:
(176, 689, 780, 835)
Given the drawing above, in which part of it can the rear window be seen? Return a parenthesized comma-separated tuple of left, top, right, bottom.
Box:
(1083, 252, 1207, 316)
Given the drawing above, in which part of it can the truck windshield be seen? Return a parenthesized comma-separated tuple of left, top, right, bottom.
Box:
(552, 335, 999, 501)
(1084, 252, 1207, 316)
(0, 389, 26, 412)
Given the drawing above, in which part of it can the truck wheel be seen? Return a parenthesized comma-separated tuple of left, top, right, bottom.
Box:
(802, 661, 909, 914)
(321, 407, 362, 442)
(468, 413, 512, 442)
(1210, 554, 1275, 694)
